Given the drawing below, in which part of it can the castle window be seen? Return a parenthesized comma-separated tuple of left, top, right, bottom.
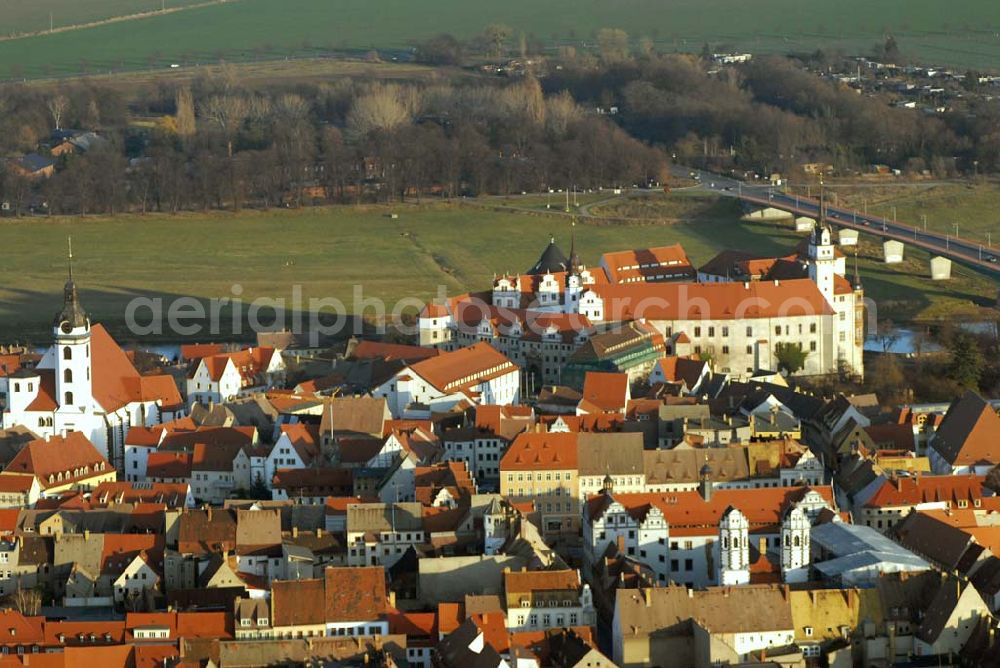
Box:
(64, 369, 73, 383)
(64, 392, 74, 406)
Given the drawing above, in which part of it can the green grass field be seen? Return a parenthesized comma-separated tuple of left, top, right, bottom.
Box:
(1, 194, 995, 343)
(0, 0, 998, 78)
(1, 0, 207, 36)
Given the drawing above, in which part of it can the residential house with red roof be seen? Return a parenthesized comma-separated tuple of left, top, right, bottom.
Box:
(122, 417, 196, 482)
(576, 372, 630, 415)
(191, 440, 251, 504)
(264, 423, 321, 489)
(374, 342, 520, 419)
(185, 347, 284, 407)
(268, 565, 393, 638)
(1, 275, 185, 468)
(928, 392, 1000, 475)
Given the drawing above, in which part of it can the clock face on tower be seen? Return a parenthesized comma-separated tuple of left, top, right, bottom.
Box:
(61, 322, 73, 334)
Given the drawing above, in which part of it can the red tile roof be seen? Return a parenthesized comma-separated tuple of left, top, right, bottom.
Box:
(501, 432, 578, 471)
(504, 569, 580, 593)
(579, 372, 629, 414)
(589, 486, 835, 536)
(180, 343, 226, 361)
(407, 342, 518, 394)
(145, 451, 192, 479)
(352, 341, 440, 363)
(3, 432, 111, 489)
(325, 566, 391, 623)
(91, 325, 179, 412)
(587, 278, 835, 320)
(601, 244, 695, 283)
(863, 475, 985, 508)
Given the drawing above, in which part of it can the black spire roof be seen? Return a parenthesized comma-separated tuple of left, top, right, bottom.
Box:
(54, 239, 88, 330)
(526, 236, 569, 275)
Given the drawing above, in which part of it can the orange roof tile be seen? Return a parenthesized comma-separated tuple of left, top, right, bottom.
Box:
(3, 432, 111, 489)
(325, 566, 390, 623)
(407, 342, 518, 394)
(588, 278, 835, 321)
(501, 432, 578, 471)
(863, 475, 985, 508)
(601, 244, 695, 283)
(579, 372, 629, 414)
(589, 486, 835, 536)
(504, 569, 580, 593)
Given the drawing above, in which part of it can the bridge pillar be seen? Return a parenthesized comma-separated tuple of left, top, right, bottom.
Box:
(794, 216, 815, 232)
(741, 206, 792, 222)
(883, 240, 905, 264)
(930, 256, 952, 280)
(838, 229, 859, 246)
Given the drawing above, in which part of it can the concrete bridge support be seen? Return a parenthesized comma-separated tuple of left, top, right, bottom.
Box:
(742, 206, 793, 222)
(883, 240, 905, 264)
(838, 229, 859, 246)
(930, 256, 952, 280)
(794, 216, 815, 232)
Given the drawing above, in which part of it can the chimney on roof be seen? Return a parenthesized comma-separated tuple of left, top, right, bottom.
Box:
(758, 536, 767, 555)
(643, 588, 652, 607)
(292, 526, 298, 538)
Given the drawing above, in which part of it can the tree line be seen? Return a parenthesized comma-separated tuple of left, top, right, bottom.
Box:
(0, 71, 666, 215)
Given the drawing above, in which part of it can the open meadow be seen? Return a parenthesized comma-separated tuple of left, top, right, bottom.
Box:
(0, 0, 998, 78)
(0, 193, 995, 343)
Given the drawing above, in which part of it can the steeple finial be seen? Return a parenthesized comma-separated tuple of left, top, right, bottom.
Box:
(852, 251, 863, 290)
(68, 236, 74, 281)
(568, 219, 580, 275)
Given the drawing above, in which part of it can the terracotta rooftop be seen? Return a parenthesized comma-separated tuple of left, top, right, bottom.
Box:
(3, 432, 112, 489)
(501, 432, 579, 471)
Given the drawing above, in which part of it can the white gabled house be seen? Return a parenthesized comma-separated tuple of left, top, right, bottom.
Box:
(186, 347, 284, 407)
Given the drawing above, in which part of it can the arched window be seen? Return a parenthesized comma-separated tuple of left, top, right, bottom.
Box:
(63, 347, 72, 360)
(784, 535, 790, 547)
(64, 369, 73, 383)
(793, 535, 801, 547)
(38, 418, 45, 428)
(732, 537, 739, 549)
(722, 537, 728, 549)
(64, 391, 74, 406)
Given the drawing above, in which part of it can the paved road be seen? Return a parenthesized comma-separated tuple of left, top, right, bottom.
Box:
(676, 167, 1000, 278)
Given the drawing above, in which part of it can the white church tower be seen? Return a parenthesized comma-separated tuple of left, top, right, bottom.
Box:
(53, 240, 93, 413)
(718, 506, 750, 586)
(807, 221, 837, 304)
(780, 505, 811, 583)
(564, 224, 584, 314)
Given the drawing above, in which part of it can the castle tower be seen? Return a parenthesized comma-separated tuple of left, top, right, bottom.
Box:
(807, 220, 837, 303)
(54, 239, 92, 412)
(719, 506, 750, 585)
(780, 505, 811, 583)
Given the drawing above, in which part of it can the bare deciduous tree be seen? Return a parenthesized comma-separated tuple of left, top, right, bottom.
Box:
(345, 84, 412, 141)
(201, 94, 251, 157)
(174, 86, 196, 139)
(47, 94, 69, 131)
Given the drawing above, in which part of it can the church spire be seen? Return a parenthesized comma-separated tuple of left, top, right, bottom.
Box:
(567, 220, 580, 276)
(54, 237, 88, 331)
